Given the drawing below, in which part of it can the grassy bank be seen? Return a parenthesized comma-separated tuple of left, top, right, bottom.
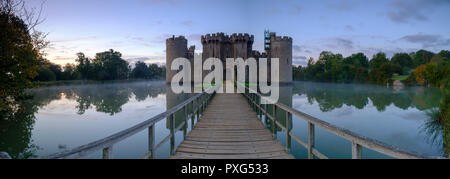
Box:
(392, 75, 409, 81)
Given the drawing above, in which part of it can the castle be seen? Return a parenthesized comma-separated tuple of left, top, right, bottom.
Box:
(166, 31, 293, 84)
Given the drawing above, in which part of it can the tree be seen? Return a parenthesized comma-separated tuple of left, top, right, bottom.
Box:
(148, 64, 163, 79)
(75, 52, 92, 80)
(438, 50, 450, 60)
(131, 61, 151, 79)
(414, 64, 427, 85)
(0, 5, 41, 118)
(413, 50, 434, 67)
(61, 64, 80, 80)
(93, 49, 130, 80)
(344, 53, 369, 68)
(369, 52, 389, 69)
(35, 68, 56, 81)
(391, 53, 414, 74)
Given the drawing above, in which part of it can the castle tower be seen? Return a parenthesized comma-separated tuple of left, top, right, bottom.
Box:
(166, 36, 188, 83)
(270, 34, 293, 84)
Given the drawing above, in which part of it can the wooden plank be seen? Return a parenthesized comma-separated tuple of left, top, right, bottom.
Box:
(170, 93, 294, 159)
(172, 151, 291, 159)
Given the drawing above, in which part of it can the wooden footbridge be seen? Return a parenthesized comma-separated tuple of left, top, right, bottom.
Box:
(170, 93, 293, 159)
(40, 84, 433, 159)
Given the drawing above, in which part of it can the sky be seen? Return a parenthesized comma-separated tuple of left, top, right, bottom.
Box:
(25, 0, 450, 66)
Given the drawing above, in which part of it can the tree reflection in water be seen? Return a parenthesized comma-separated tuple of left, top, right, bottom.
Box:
(0, 81, 166, 158)
(0, 81, 447, 158)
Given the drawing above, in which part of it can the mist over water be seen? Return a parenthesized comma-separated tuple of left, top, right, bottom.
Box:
(0, 81, 445, 158)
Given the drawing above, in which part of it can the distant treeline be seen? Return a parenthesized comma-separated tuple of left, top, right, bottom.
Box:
(293, 50, 449, 129)
(34, 49, 166, 82)
(293, 50, 450, 88)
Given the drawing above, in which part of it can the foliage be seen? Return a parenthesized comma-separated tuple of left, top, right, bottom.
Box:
(391, 53, 414, 74)
(0, 10, 41, 118)
(412, 49, 434, 67)
(131, 61, 152, 79)
(369, 52, 389, 69)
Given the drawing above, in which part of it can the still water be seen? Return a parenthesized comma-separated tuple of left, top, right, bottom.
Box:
(0, 81, 446, 158)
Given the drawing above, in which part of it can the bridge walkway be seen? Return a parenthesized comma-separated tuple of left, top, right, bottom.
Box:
(170, 93, 294, 159)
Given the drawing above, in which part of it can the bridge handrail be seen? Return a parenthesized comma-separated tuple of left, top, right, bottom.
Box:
(45, 87, 217, 159)
(239, 83, 439, 159)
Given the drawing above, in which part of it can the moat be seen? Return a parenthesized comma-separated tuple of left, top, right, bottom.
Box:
(0, 81, 445, 159)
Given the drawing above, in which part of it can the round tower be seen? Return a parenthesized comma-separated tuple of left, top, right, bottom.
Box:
(166, 36, 188, 83)
(270, 36, 293, 84)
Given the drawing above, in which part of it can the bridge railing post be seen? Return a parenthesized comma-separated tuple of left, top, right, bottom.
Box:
(308, 122, 315, 159)
(183, 105, 188, 140)
(352, 142, 362, 159)
(148, 124, 155, 159)
(258, 96, 262, 120)
(272, 105, 277, 138)
(191, 101, 195, 128)
(286, 111, 291, 152)
(169, 114, 175, 155)
(102, 146, 113, 159)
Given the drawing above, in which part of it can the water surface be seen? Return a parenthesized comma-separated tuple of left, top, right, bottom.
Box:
(0, 81, 445, 158)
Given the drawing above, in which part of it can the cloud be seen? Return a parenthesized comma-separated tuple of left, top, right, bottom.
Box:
(292, 5, 302, 14)
(399, 33, 450, 48)
(293, 44, 314, 54)
(387, 0, 450, 23)
(326, 38, 353, 49)
(293, 56, 308, 66)
(125, 56, 165, 67)
(294, 55, 307, 60)
(181, 20, 194, 27)
(135, 0, 180, 7)
(187, 34, 202, 42)
(327, 0, 357, 11)
(51, 36, 98, 43)
(345, 25, 354, 31)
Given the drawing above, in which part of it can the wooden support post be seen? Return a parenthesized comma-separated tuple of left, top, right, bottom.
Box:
(352, 142, 362, 159)
(148, 125, 155, 159)
(183, 106, 188, 140)
(272, 105, 277, 138)
(264, 103, 268, 124)
(191, 101, 195, 128)
(286, 111, 291, 152)
(259, 97, 262, 120)
(308, 122, 315, 159)
(169, 114, 175, 155)
(102, 146, 113, 159)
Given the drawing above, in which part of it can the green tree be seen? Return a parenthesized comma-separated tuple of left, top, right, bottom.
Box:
(369, 52, 389, 69)
(148, 63, 163, 79)
(131, 61, 151, 79)
(344, 53, 369, 68)
(438, 50, 450, 60)
(35, 68, 56, 81)
(75, 52, 93, 80)
(0, 8, 41, 118)
(391, 53, 414, 74)
(61, 64, 80, 80)
(413, 50, 434, 67)
(93, 49, 130, 80)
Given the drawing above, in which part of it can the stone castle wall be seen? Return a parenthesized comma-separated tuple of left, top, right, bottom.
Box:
(270, 35, 293, 84)
(166, 32, 292, 84)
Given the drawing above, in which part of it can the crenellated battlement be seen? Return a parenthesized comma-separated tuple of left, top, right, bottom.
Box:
(201, 32, 255, 44)
(166, 35, 187, 44)
(201, 32, 231, 44)
(271, 35, 293, 43)
(231, 33, 254, 43)
(166, 31, 292, 84)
